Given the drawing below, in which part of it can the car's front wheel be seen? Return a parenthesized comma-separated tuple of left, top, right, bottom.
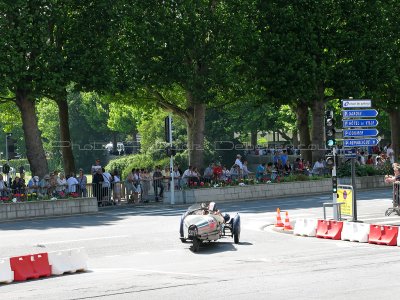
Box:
(191, 238, 201, 252)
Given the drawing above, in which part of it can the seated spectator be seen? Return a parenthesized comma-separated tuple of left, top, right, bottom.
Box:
(39, 174, 51, 196)
(284, 160, 292, 176)
(256, 163, 266, 181)
(312, 159, 325, 176)
(203, 163, 213, 183)
(191, 167, 201, 185)
(213, 163, 223, 181)
(182, 165, 192, 186)
(221, 165, 230, 181)
(242, 160, 252, 179)
(56, 173, 67, 194)
(366, 154, 374, 165)
(27, 175, 40, 194)
(275, 159, 284, 175)
(230, 164, 239, 180)
(0, 174, 9, 197)
(67, 173, 79, 193)
(11, 176, 25, 195)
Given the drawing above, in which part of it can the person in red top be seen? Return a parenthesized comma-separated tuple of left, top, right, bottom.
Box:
(366, 154, 374, 165)
(213, 163, 223, 181)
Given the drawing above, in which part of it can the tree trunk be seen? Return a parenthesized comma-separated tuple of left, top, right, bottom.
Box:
(292, 128, 299, 148)
(310, 99, 325, 164)
(15, 89, 49, 178)
(112, 132, 118, 155)
(186, 102, 206, 169)
(251, 129, 257, 149)
(389, 109, 400, 162)
(295, 102, 312, 163)
(57, 98, 76, 175)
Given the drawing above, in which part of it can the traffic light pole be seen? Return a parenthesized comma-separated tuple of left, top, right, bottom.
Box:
(168, 114, 175, 205)
(332, 147, 338, 220)
(351, 154, 358, 221)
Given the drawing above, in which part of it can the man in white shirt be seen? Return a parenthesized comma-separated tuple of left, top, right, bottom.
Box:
(67, 173, 79, 193)
(387, 144, 395, 164)
(312, 159, 325, 176)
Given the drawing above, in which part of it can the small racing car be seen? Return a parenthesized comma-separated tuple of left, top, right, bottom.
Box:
(179, 202, 241, 252)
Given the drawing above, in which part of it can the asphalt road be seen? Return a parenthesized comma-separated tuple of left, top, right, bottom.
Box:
(1, 187, 399, 300)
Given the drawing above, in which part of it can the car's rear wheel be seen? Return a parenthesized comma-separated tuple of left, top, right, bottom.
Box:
(234, 231, 240, 244)
(191, 238, 201, 252)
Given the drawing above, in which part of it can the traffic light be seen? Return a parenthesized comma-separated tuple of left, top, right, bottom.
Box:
(165, 146, 176, 157)
(164, 116, 171, 143)
(325, 110, 336, 148)
(332, 175, 338, 193)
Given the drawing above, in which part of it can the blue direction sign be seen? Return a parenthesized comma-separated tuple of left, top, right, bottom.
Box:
(343, 129, 379, 137)
(343, 138, 379, 147)
(344, 149, 356, 158)
(342, 119, 378, 128)
(342, 109, 378, 118)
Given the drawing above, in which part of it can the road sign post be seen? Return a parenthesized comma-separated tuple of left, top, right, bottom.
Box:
(341, 98, 379, 222)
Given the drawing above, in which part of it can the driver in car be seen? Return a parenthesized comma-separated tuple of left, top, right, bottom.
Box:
(208, 202, 226, 224)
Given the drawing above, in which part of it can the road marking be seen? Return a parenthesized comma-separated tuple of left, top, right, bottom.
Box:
(38, 235, 130, 245)
(93, 268, 205, 277)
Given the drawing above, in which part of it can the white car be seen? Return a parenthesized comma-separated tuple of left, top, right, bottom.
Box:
(104, 142, 125, 153)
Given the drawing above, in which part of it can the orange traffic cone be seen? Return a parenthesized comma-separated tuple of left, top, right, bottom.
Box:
(275, 208, 284, 227)
(284, 211, 293, 230)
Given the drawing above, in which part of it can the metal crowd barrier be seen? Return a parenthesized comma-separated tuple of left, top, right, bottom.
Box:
(385, 181, 400, 216)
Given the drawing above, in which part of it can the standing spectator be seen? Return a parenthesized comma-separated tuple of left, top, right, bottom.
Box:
(172, 165, 181, 190)
(153, 166, 163, 202)
(386, 144, 395, 164)
(280, 150, 288, 166)
(67, 173, 79, 193)
(77, 169, 87, 197)
(102, 168, 112, 204)
(230, 164, 239, 180)
(125, 169, 135, 203)
(92, 168, 104, 205)
(162, 166, 170, 192)
(91, 159, 102, 178)
(221, 165, 230, 181)
(140, 168, 151, 202)
(234, 154, 243, 177)
(112, 170, 121, 205)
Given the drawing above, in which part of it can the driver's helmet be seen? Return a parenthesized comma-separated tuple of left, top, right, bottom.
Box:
(223, 213, 230, 222)
(209, 202, 217, 212)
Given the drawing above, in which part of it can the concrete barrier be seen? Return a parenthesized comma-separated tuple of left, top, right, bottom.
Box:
(0, 198, 98, 221)
(341, 222, 370, 243)
(293, 218, 318, 237)
(165, 176, 386, 204)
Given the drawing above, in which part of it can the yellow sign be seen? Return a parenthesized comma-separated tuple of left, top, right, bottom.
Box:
(338, 188, 353, 216)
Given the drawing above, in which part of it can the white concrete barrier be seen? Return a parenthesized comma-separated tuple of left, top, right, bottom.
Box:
(341, 222, 370, 243)
(48, 250, 76, 275)
(69, 248, 88, 272)
(0, 258, 14, 283)
(293, 218, 318, 237)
